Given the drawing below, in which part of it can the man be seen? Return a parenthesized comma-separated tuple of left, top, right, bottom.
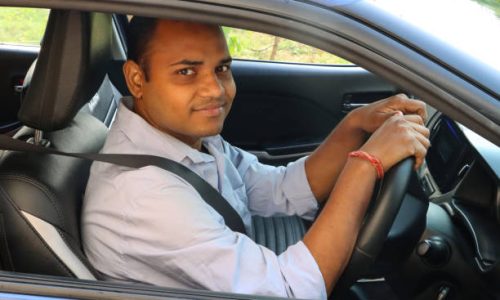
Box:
(82, 17, 430, 299)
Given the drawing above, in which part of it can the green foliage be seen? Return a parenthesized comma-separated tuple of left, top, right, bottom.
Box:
(222, 27, 352, 65)
(223, 27, 242, 55)
(0, 7, 49, 46)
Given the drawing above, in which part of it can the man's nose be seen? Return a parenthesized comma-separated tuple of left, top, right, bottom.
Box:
(199, 72, 224, 99)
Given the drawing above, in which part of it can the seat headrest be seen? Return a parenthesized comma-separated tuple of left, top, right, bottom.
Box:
(18, 10, 113, 131)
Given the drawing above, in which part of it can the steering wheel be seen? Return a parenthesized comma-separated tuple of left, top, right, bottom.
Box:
(332, 157, 414, 297)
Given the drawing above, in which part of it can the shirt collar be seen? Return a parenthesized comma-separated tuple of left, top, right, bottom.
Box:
(114, 97, 216, 164)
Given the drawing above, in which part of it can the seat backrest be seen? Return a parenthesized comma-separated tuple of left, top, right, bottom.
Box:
(0, 10, 113, 278)
(0, 113, 106, 278)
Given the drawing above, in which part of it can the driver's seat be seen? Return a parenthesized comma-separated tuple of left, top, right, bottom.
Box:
(0, 10, 112, 278)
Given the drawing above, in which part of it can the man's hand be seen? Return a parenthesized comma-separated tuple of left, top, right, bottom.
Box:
(349, 93, 427, 134)
(305, 93, 429, 201)
(361, 111, 430, 171)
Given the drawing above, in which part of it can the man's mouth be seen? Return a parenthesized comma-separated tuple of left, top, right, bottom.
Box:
(193, 102, 226, 117)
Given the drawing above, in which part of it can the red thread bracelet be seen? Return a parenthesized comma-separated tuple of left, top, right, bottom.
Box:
(348, 150, 384, 179)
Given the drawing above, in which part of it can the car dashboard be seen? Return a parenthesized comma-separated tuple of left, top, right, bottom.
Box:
(424, 113, 499, 219)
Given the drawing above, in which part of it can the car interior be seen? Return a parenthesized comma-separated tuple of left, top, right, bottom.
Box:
(0, 7, 498, 300)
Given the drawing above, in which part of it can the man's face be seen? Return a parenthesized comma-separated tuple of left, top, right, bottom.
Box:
(124, 20, 236, 149)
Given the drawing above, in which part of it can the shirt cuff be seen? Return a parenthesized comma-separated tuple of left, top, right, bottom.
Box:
(282, 156, 318, 220)
(279, 241, 327, 300)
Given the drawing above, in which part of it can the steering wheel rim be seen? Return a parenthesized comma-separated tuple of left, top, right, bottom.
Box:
(332, 157, 414, 296)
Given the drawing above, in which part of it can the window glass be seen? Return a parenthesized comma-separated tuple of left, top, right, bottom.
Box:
(0, 7, 49, 46)
(223, 27, 352, 65)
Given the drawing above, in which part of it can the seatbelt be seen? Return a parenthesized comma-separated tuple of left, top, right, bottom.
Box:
(0, 134, 247, 234)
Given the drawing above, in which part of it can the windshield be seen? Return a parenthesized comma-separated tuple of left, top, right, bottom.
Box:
(369, 0, 500, 71)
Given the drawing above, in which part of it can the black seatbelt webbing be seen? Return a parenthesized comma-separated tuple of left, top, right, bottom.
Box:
(0, 135, 247, 234)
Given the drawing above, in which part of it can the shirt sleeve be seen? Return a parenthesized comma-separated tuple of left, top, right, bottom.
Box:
(98, 166, 327, 299)
(223, 140, 318, 220)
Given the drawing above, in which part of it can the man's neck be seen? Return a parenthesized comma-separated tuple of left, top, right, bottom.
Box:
(133, 98, 203, 150)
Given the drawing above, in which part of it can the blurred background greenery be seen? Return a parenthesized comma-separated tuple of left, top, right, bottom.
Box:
(0, 7, 49, 46)
(0, 7, 350, 64)
(222, 27, 351, 65)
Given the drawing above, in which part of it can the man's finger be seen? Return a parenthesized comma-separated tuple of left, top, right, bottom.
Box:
(403, 99, 427, 122)
(404, 114, 424, 126)
(409, 122, 430, 138)
(389, 95, 427, 122)
(413, 138, 428, 169)
(413, 131, 431, 149)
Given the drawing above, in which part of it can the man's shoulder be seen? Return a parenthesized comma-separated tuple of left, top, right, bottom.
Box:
(85, 162, 203, 206)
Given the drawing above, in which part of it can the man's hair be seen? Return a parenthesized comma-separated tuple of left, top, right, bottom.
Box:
(126, 16, 159, 80)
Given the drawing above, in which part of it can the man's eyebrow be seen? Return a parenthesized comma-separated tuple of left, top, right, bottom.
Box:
(170, 59, 203, 66)
(169, 57, 232, 67)
(220, 57, 232, 64)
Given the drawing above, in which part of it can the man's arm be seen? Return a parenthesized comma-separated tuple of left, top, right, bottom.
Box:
(303, 110, 430, 294)
(304, 157, 377, 292)
(305, 94, 428, 202)
(303, 111, 366, 202)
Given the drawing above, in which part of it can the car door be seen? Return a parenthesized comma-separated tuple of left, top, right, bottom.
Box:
(221, 28, 400, 166)
(0, 7, 48, 134)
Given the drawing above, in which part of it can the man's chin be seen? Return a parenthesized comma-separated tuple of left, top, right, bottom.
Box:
(199, 128, 223, 138)
(196, 123, 225, 138)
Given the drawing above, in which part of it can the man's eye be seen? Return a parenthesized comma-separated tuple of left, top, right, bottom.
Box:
(216, 65, 230, 73)
(177, 68, 195, 76)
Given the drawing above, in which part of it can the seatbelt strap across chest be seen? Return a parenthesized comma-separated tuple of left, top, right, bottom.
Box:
(0, 134, 247, 234)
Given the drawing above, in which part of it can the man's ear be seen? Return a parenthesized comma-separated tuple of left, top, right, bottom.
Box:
(123, 60, 145, 99)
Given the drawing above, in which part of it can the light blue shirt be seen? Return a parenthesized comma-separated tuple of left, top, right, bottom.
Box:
(82, 98, 327, 299)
